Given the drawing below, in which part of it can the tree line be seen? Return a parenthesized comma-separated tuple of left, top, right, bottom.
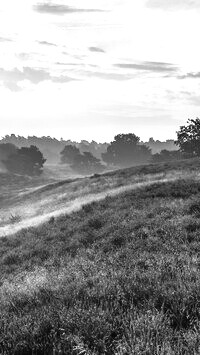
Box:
(0, 134, 177, 162)
(0, 118, 200, 176)
(0, 135, 108, 163)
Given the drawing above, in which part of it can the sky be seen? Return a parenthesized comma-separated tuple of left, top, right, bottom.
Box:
(0, 0, 200, 142)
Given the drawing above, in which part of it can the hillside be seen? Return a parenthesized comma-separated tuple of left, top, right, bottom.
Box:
(1, 158, 200, 237)
(1, 158, 200, 353)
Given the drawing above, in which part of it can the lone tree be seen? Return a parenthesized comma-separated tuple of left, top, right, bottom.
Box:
(60, 145, 80, 165)
(60, 145, 104, 175)
(3, 145, 46, 176)
(176, 118, 200, 157)
(102, 133, 152, 168)
(71, 151, 104, 175)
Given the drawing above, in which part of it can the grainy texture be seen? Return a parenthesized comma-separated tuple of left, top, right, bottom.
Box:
(1, 160, 200, 354)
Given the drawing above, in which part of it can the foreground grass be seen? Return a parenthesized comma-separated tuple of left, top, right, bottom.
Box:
(2, 169, 200, 353)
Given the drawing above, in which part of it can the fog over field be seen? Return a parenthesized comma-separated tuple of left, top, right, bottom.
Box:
(1, 161, 199, 237)
(0, 171, 179, 237)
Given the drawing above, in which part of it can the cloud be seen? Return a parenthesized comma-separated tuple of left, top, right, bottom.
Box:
(51, 75, 76, 83)
(0, 67, 75, 91)
(146, 0, 200, 10)
(0, 67, 50, 90)
(179, 72, 200, 79)
(114, 61, 177, 73)
(55, 62, 80, 66)
(80, 70, 132, 81)
(89, 47, 105, 53)
(37, 40, 57, 47)
(75, 61, 177, 81)
(23, 67, 51, 83)
(4, 81, 22, 92)
(0, 37, 12, 42)
(17, 53, 31, 60)
(0, 68, 25, 82)
(34, 3, 104, 15)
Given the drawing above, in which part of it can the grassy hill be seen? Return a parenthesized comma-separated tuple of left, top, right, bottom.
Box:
(1, 159, 200, 353)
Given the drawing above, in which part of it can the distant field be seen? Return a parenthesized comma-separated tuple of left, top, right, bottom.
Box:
(1, 158, 200, 353)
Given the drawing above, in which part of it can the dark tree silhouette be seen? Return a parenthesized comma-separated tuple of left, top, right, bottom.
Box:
(60, 145, 104, 175)
(0, 143, 17, 161)
(102, 133, 152, 168)
(3, 145, 46, 176)
(60, 145, 80, 164)
(0, 135, 108, 164)
(71, 151, 104, 175)
(176, 118, 200, 157)
(1, 134, 182, 164)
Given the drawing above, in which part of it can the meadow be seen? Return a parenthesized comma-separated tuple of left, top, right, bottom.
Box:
(1, 159, 200, 353)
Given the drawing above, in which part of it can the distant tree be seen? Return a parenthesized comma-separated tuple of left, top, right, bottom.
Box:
(78, 140, 107, 159)
(0, 135, 109, 164)
(60, 145, 104, 175)
(60, 145, 80, 164)
(102, 133, 152, 168)
(152, 149, 184, 163)
(176, 118, 200, 156)
(3, 145, 46, 176)
(71, 152, 105, 175)
(0, 143, 17, 161)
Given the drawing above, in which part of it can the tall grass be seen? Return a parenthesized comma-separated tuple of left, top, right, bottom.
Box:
(1, 171, 200, 353)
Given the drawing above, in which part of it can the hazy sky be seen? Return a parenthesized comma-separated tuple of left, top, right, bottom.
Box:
(0, 0, 200, 142)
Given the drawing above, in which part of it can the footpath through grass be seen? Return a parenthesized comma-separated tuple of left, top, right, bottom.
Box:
(1, 164, 200, 353)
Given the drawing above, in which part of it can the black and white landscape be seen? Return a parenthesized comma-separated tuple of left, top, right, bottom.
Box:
(1, 1, 200, 354)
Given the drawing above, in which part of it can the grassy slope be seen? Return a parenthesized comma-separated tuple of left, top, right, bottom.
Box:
(0, 159, 188, 233)
(1, 159, 200, 353)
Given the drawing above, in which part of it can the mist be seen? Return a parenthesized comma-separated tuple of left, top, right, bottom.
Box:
(0, 170, 185, 237)
(0, 134, 180, 181)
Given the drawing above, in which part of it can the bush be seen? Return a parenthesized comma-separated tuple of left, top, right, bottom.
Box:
(60, 145, 105, 175)
(3, 145, 46, 176)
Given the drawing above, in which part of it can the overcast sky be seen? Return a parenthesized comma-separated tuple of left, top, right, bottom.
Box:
(0, 0, 200, 142)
